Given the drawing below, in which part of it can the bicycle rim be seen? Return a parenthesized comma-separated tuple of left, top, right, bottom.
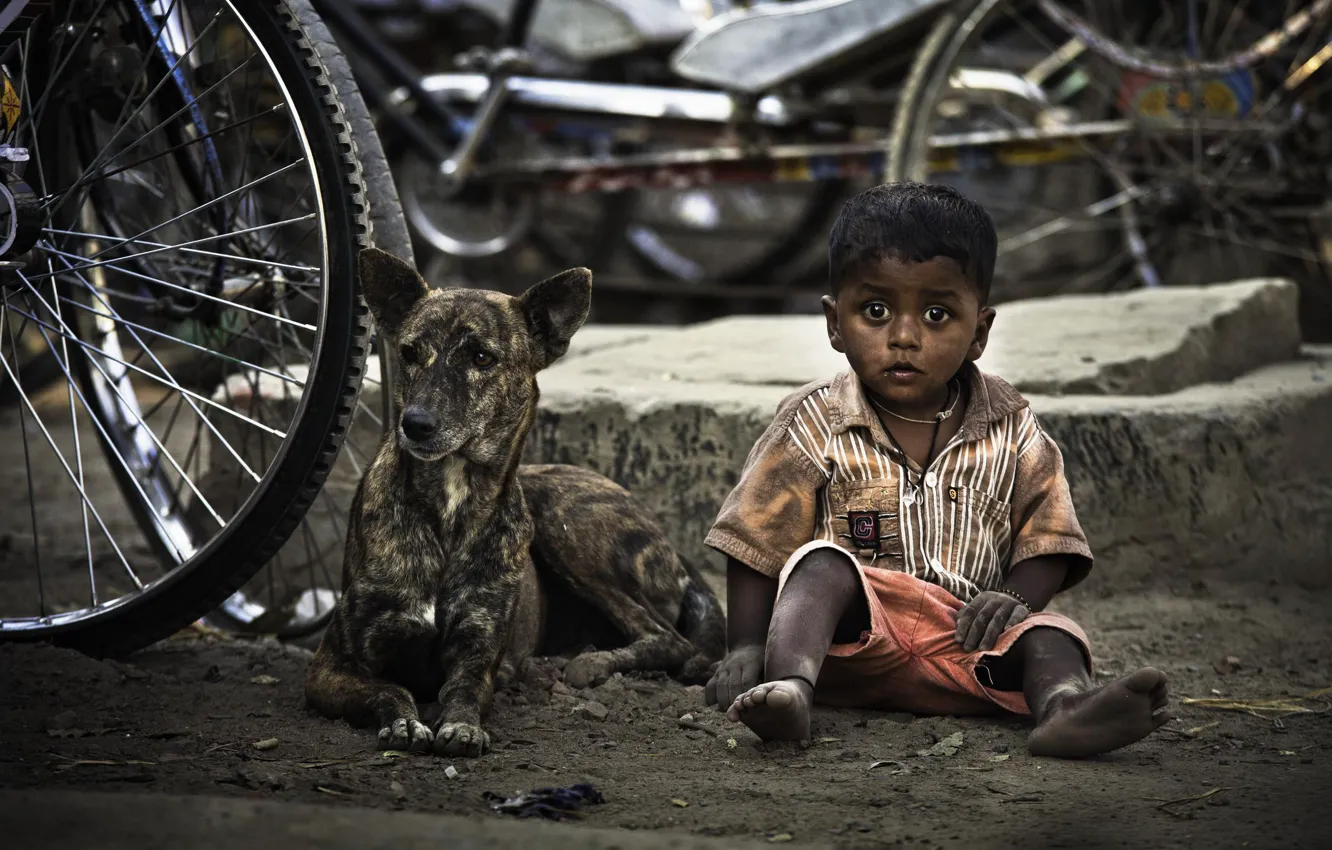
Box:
(0, 0, 375, 652)
(890, 0, 1332, 333)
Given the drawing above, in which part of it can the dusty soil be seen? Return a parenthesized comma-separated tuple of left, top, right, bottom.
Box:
(2, 576, 1330, 849)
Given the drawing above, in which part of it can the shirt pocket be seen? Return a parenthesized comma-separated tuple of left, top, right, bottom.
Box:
(828, 480, 903, 567)
(943, 485, 1012, 588)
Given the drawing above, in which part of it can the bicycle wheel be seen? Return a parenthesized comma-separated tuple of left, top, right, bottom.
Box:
(198, 0, 414, 642)
(888, 0, 1332, 337)
(0, 0, 404, 655)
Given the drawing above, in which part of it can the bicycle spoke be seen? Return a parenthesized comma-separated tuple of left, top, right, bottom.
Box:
(998, 185, 1150, 253)
(0, 310, 143, 590)
(2, 295, 47, 614)
(35, 213, 319, 283)
(42, 228, 319, 274)
(41, 240, 318, 331)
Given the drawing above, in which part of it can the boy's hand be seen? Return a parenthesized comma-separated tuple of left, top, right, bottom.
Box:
(704, 644, 764, 708)
(953, 591, 1029, 652)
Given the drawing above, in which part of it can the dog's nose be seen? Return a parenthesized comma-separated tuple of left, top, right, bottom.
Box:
(400, 407, 438, 442)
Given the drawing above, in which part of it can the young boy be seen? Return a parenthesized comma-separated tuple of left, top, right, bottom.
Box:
(702, 182, 1171, 758)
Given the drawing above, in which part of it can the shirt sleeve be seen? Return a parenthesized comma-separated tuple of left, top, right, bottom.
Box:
(704, 395, 828, 578)
(1009, 417, 1094, 591)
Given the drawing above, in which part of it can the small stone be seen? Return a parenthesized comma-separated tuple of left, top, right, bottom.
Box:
(578, 701, 609, 721)
(768, 833, 794, 843)
(389, 780, 406, 800)
(551, 682, 574, 697)
(252, 738, 280, 751)
(115, 663, 150, 680)
(444, 765, 459, 780)
(249, 675, 280, 686)
(1213, 656, 1242, 675)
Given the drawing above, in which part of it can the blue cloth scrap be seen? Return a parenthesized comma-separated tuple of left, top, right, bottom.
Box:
(482, 783, 606, 821)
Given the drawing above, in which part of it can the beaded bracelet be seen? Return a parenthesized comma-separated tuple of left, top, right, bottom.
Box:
(999, 588, 1031, 610)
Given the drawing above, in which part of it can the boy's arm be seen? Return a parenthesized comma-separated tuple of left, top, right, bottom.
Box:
(1003, 553, 1071, 612)
(955, 415, 1092, 652)
(704, 557, 778, 709)
(953, 554, 1072, 652)
(700, 387, 830, 708)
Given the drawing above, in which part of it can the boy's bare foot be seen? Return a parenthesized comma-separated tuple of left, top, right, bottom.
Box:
(726, 678, 814, 741)
(1028, 667, 1171, 759)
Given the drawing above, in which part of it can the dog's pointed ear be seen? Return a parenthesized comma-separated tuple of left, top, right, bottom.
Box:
(358, 248, 429, 338)
(518, 267, 592, 368)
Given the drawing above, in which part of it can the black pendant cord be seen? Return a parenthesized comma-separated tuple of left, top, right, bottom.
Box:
(879, 382, 954, 489)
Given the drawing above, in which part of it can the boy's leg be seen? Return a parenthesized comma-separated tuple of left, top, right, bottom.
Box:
(1011, 626, 1172, 758)
(726, 546, 869, 741)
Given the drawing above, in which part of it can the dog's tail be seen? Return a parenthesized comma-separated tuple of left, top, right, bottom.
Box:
(675, 554, 727, 684)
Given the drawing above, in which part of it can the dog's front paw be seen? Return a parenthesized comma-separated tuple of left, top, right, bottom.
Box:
(563, 651, 615, 689)
(378, 717, 434, 753)
(433, 722, 490, 757)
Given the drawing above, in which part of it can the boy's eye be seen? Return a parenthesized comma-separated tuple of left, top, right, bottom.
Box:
(863, 303, 889, 321)
(924, 306, 950, 323)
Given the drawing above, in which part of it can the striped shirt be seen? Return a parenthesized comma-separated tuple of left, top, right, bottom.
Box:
(705, 363, 1093, 602)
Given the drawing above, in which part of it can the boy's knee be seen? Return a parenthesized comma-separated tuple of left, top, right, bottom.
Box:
(789, 546, 860, 590)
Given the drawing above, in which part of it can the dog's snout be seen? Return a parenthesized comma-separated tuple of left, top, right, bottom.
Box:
(401, 407, 438, 442)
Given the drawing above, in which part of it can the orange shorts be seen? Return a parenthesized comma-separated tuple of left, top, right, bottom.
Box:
(776, 541, 1093, 717)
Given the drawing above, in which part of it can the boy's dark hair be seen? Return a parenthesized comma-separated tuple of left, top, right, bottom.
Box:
(827, 182, 997, 303)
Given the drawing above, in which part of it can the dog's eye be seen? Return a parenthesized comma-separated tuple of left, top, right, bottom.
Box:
(472, 351, 495, 369)
(400, 343, 420, 366)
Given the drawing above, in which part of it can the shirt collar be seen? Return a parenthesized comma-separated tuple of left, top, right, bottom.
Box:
(827, 361, 1028, 444)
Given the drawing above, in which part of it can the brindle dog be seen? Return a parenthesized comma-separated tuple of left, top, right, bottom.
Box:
(304, 248, 724, 757)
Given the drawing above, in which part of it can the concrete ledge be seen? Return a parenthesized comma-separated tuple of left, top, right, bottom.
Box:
(547, 278, 1301, 396)
(525, 349, 1332, 591)
(206, 280, 1319, 595)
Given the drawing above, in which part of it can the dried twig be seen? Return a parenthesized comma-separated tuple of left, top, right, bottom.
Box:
(1179, 687, 1331, 720)
(1153, 787, 1230, 818)
(677, 717, 719, 737)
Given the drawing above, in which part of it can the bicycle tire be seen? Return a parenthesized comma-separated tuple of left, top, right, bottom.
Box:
(194, 0, 414, 641)
(15, 0, 406, 657)
(886, 0, 1332, 324)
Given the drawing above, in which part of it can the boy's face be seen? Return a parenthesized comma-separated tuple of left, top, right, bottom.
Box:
(822, 256, 995, 415)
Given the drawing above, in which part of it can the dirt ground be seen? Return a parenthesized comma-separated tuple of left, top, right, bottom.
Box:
(2, 575, 1331, 849)
(3, 371, 1331, 848)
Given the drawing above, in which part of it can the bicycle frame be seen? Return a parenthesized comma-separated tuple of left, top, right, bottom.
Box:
(317, 0, 1281, 204)
(308, 0, 538, 176)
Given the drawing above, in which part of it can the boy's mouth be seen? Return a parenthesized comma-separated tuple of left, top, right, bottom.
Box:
(884, 361, 923, 377)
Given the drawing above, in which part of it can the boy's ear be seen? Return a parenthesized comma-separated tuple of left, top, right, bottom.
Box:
(358, 248, 429, 338)
(821, 295, 845, 353)
(518, 267, 592, 368)
(968, 306, 996, 361)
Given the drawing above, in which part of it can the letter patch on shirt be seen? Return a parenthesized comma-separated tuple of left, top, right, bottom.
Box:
(847, 511, 879, 549)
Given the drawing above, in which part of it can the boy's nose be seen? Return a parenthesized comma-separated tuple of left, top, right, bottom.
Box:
(401, 407, 438, 442)
(887, 318, 921, 348)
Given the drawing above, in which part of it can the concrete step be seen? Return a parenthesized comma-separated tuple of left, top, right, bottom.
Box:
(207, 279, 1319, 593)
(528, 348, 1332, 590)
(548, 278, 1301, 397)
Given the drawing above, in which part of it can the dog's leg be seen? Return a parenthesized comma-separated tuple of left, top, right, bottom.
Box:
(562, 586, 696, 689)
(675, 556, 727, 684)
(433, 609, 510, 758)
(305, 643, 434, 753)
